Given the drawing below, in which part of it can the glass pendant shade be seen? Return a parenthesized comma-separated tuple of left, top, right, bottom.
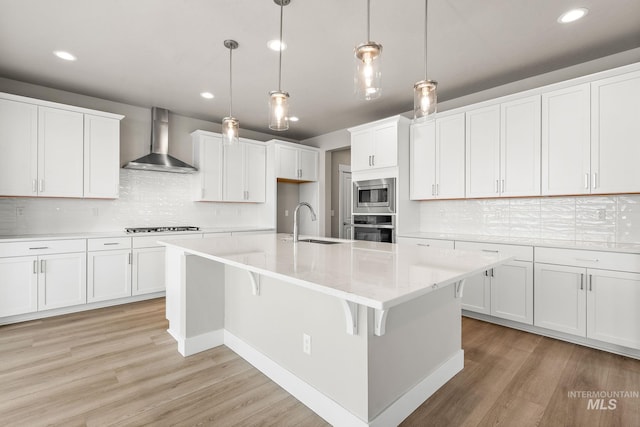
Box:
(269, 90, 289, 131)
(354, 43, 382, 100)
(413, 79, 437, 119)
(222, 116, 239, 145)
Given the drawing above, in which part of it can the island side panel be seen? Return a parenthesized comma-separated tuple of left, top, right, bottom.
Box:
(224, 265, 370, 422)
(165, 247, 225, 356)
(367, 286, 463, 421)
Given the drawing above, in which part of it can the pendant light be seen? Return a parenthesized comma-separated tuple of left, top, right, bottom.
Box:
(222, 39, 239, 145)
(354, 0, 382, 100)
(414, 0, 437, 119)
(269, 0, 290, 131)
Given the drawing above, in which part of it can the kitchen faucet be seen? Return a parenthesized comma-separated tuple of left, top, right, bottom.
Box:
(293, 202, 317, 242)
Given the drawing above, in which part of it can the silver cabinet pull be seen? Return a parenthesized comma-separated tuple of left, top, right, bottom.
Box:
(417, 243, 430, 247)
(501, 179, 505, 193)
(103, 242, 119, 246)
(592, 173, 597, 189)
(575, 258, 599, 263)
(33, 260, 37, 274)
(128, 253, 132, 265)
(38, 179, 44, 193)
(490, 268, 495, 278)
(368, 155, 371, 166)
(29, 247, 49, 250)
(435, 183, 439, 196)
(481, 249, 499, 253)
(588, 274, 593, 291)
(584, 173, 589, 189)
(32, 179, 37, 193)
(371, 155, 375, 166)
(431, 184, 435, 196)
(580, 273, 584, 290)
(40, 260, 45, 274)
(495, 180, 499, 193)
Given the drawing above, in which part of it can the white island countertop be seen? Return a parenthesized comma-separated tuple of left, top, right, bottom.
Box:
(160, 233, 513, 311)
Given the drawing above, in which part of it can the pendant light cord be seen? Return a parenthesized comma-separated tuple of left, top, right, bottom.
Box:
(229, 46, 233, 116)
(424, 0, 428, 80)
(278, 0, 284, 91)
(367, 0, 371, 41)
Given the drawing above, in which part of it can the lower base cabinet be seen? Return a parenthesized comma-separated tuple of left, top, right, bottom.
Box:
(88, 249, 132, 302)
(535, 262, 640, 350)
(132, 247, 165, 295)
(0, 256, 38, 317)
(37, 252, 87, 311)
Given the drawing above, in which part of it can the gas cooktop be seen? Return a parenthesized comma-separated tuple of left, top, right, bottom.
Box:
(125, 226, 200, 234)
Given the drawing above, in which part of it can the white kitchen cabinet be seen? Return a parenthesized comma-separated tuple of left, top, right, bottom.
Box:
(349, 115, 409, 172)
(410, 112, 465, 200)
(0, 93, 123, 199)
(465, 96, 540, 198)
(192, 131, 266, 203)
(534, 247, 640, 350)
(84, 114, 121, 198)
(0, 98, 38, 196)
(591, 70, 640, 194)
(37, 252, 87, 311)
(541, 83, 591, 195)
(87, 237, 132, 302)
(224, 139, 266, 202)
(37, 106, 85, 198)
(457, 241, 534, 324)
(0, 256, 38, 317)
(192, 131, 223, 201)
(275, 143, 319, 181)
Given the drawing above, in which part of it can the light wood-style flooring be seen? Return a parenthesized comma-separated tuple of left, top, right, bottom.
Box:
(1, 298, 638, 426)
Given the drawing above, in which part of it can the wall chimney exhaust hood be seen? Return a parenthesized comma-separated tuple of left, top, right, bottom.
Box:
(124, 107, 197, 173)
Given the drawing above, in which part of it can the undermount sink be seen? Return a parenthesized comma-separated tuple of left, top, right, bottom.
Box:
(297, 238, 343, 245)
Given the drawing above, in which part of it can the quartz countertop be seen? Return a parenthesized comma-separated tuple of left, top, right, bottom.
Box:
(159, 233, 513, 310)
(398, 231, 640, 254)
(0, 227, 274, 243)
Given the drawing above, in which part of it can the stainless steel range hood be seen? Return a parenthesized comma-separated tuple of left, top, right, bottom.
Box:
(124, 107, 197, 173)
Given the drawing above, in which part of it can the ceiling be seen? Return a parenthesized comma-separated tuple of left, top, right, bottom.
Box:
(1, 0, 639, 141)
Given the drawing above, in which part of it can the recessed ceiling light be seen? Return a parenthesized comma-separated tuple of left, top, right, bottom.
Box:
(267, 39, 287, 51)
(558, 8, 588, 24)
(53, 50, 77, 61)
(288, 116, 299, 122)
(200, 92, 214, 99)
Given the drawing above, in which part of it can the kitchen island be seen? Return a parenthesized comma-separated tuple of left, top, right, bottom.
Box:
(160, 234, 512, 426)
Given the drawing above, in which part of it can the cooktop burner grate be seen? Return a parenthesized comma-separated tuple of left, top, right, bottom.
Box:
(125, 226, 200, 233)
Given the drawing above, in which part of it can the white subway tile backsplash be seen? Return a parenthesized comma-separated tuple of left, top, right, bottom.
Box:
(0, 170, 272, 235)
(420, 194, 640, 244)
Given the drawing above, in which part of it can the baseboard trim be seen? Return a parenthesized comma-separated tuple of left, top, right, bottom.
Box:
(178, 329, 225, 357)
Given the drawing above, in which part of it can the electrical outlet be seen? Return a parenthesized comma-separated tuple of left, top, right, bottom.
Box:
(303, 333, 311, 355)
(597, 209, 606, 221)
(284, 209, 289, 217)
(331, 210, 335, 217)
(16, 207, 24, 217)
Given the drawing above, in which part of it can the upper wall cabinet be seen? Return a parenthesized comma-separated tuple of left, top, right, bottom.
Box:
(541, 83, 591, 195)
(349, 115, 410, 173)
(466, 95, 541, 198)
(275, 143, 319, 182)
(0, 93, 123, 199)
(410, 112, 465, 200)
(591, 70, 640, 194)
(191, 130, 266, 203)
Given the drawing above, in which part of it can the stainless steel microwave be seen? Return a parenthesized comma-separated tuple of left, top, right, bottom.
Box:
(353, 178, 396, 214)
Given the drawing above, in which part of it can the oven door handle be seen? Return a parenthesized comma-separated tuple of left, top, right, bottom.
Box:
(352, 224, 395, 229)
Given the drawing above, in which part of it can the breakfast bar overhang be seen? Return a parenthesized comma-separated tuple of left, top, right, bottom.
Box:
(160, 234, 513, 426)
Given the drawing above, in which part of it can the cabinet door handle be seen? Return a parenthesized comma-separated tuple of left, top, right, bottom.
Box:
(580, 273, 584, 290)
(33, 260, 37, 274)
(368, 155, 371, 166)
(592, 173, 597, 189)
(103, 242, 119, 246)
(575, 258, 599, 263)
(491, 268, 495, 278)
(39, 179, 44, 193)
(40, 259, 45, 274)
(484, 270, 489, 277)
(584, 173, 589, 189)
(372, 155, 375, 166)
(431, 184, 435, 196)
(128, 253, 132, 265)
(29, 247, 49, 250)
(435, 183, 439, 196)
(501, 179, 505, 193)
(588, 274, 593, 291)
(32, 179, 37, 193)
(495, 180, 499, 193)
(481, 249, 499, 253)
(417, 243, 430, 247)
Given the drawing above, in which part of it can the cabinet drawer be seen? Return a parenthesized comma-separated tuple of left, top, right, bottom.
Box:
(455, 241, 533, 262)
(0, 239, 86, 257)
(397, 237, 454, 249)
(88, 237, 132, 251)
(535, 247, 640, 273)
(133, 232, 202, 249)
